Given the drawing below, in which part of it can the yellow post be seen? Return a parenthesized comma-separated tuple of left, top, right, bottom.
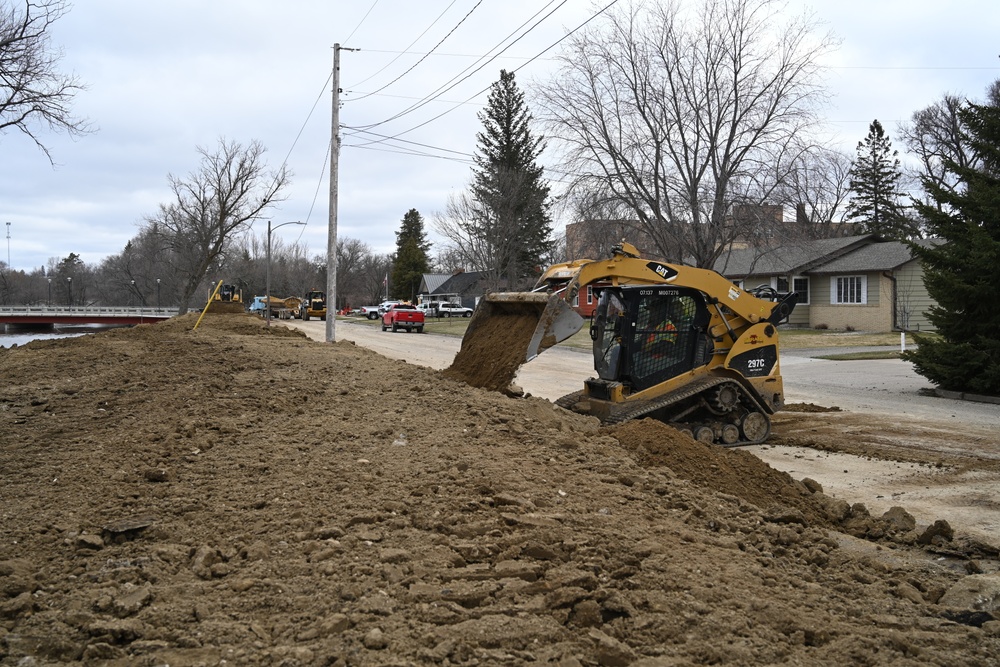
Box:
(193, 280, 225, 331)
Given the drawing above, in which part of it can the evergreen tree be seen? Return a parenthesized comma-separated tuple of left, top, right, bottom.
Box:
(902, 102, 1000, 395)
(469, 70, 552, 288)
(389, 209, 431, 302)
(846, 120, 917, 239)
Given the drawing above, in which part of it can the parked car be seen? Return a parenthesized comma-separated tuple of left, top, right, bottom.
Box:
(377, 300, 400, 315)
(437, 303, 474, 318)
(416, 302, 442, 318)
(381, 303, 424, 333)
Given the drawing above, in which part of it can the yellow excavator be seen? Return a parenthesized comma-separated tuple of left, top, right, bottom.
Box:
(449, 242, 798, 446)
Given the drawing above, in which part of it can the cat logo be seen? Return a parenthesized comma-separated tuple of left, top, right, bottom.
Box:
(747, 334, 761, 346)
(646, 262, 678, 281)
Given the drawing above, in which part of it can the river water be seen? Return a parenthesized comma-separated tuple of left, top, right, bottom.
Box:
(0, 324, 125, 348)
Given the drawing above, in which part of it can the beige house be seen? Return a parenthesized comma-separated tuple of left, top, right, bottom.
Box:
(715, 235, 939, 332)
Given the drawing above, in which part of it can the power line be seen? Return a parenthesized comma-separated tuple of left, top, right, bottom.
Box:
(342, 0, 380, 44)
(347, 0, 462, 90)
(348, 143, 475, 164)
(351, 0, 621, 144)
(344, 127, 475, 158)
(348, 0, 570, 132)
(349, 0, 483, 101)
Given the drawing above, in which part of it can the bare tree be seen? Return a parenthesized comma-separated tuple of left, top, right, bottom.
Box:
(898, 93, 976, 211)
(0, 0, 90, 159)
(434, 191, 523, 291)
(535, 0, 835, 268)
(359, 252, 392, 306)
(144, 138, 289, 314)
(773, 144, 855, 239)
(335, 237, 372, 310)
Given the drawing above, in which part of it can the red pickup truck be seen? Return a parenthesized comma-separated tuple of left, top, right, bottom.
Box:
(381, 303, 425, 333)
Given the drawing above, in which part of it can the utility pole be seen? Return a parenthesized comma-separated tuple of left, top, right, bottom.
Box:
(326, 43, 356, 343)
(325, 45, 340, 343)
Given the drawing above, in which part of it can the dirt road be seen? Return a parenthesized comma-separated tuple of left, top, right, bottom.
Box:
(290, 319, 1000, 543)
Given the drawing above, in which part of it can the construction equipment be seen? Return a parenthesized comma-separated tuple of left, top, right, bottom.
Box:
(299, 290, 327, 321)
(205, 283, 245, 314)
(447, 242, 798, 446)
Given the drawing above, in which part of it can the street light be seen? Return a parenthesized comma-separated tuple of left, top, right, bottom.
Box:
(130, 279, 135, 308)
(66, 276, 72, 308)
(47, 278, 51, 306)
(157, 278, 161, 309)
(266, 220, 305, 326)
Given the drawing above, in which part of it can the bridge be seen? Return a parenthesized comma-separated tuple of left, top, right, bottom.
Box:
(0, 306, 175, 327)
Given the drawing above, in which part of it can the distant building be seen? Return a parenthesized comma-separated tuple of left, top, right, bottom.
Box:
(428, 270, 488, 310)
(715, 235, 940, 332)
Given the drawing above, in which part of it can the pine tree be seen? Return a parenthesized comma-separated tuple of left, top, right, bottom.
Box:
(469, 70, 552, 287)
(389, 209, 431, 302)
(902, 101, 1000, 395)
(846, 120, 917, 239)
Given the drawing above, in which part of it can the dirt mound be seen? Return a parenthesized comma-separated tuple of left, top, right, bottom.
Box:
(784, 402, 843, 413)
(1, 316, 998, 665)
(610, 419, 823, 520)
(443, 310, 539, 392)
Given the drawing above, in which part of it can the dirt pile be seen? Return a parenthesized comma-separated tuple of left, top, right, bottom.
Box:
(444, 309, 540, 393)
(1, 314, 998, 666)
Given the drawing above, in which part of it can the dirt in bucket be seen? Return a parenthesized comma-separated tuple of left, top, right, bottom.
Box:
(442, 309, 541, 393)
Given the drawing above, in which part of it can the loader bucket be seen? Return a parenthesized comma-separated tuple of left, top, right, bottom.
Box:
(443, 292, 584, 393)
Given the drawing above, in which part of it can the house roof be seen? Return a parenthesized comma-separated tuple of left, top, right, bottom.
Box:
(808, 238, 940, 274)
(433, 271, 483, 295)
(713, 235, 874, 277)
(421, 273, 451, 293)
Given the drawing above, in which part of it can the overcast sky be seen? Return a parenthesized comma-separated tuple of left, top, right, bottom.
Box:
(2, 0, 998, 273)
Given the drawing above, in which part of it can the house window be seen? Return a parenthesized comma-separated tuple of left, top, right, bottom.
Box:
(586, 285, 594, 305)
(833, 276, 867, 304)
(572, 292, 579, 307)
(732, 279, 744, 290)
(774, 276, 789, 292)
(792, 277, 809, 305)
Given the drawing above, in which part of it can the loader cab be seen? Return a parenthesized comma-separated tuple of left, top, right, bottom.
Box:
(591, 285, 711, 393)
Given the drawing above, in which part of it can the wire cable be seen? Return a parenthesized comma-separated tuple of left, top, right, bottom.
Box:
(349, 0, 481, 100)
(345, 128, 475, 158)
(348, 0, 569, 131)
(350, 0, 620, 143)
(342, 0, 380, 45)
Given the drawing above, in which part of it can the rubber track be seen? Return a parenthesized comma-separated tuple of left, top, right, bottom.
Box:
(555, 377, 770, 447)
(601, 376, 729, 426)
(554, 391, 587, 411)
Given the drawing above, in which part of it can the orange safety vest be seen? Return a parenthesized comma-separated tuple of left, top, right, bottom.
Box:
(646, 320, 678, 348)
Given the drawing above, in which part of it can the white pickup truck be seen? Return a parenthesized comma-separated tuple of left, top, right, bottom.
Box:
(360, 301, 399, 320)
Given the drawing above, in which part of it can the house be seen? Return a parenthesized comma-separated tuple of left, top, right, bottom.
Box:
(714, 235, 939, 332)
(418, 273, 451, 295)
(566, 221, 939, 332)
(428, 270, 487, 310)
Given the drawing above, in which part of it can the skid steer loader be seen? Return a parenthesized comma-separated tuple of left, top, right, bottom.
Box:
(446, 242, 798, 446)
